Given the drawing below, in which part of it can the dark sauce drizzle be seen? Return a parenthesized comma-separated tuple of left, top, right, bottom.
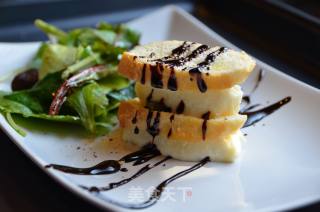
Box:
(134, 126, 139, 134)
(132, 112, 138, 124)
(120, 144, 161, 166)
(189, 68, 207, 93)
(150, 63, 163, 88)
(91, 157, 210, 209)
(241, 69, 265, 107)
(167, 114, 175, 138)
(171, 41, 191, 56)
(188, 47, 226, 93)
(201, 112, 211, 140)
(155, 41, 192, 62)
(140, 64, 146, 84)
(176, 100, 185, 114)
(45, 144, 160, 174)
(167, 69, 178, 91)
(151, 43, 226, 93)
(83, 156, 171, 192)
(146, 89, 153, 101)
(241, 97, 291, 128)
(146, 111, 161, 143)
(146, 98, 172, 112)
(240, 68, 291, 128)
(160, 45, 209, 67)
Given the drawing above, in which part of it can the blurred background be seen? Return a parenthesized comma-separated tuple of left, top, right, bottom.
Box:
(0, 0, 319, 211)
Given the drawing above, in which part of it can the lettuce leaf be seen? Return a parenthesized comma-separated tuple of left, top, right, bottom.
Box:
(39, 44, 78, 79)
(4, 72, 63, 113)
(0, 93, 80, 136)
(67, 82, 113, 134)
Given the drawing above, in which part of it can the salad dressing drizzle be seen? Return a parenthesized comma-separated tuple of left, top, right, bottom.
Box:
(201, 111, 211, 140)
(167, 114, 175, 138)
(146, 111, 161, 143)
(83, 156, 171, 192)
(167, 69, 178, 91)
(158, 44, 209, 67)
(241, 97, 291, 128)
(175, 100, 185, 114)
(150, 64, 163, 88)
(91, 157, 210, 209)
(140, 64, 147, 84)
(45, 144, 160, 174)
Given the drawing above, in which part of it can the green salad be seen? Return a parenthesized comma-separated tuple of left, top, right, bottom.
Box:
(0, 20, 140, 136)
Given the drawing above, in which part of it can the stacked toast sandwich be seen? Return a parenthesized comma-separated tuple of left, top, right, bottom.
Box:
(117, 41, 255, 162)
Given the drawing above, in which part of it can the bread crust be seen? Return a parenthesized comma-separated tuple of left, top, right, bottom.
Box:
(118, 99, 247, 143)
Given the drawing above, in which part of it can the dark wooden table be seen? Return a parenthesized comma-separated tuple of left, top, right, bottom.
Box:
(0, 0, 319, 211)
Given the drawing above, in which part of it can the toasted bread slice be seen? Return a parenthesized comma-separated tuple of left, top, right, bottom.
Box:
(123, 128, 244, 162)
(118, 99, 246, 144)
(118, 40, 255, 91)
(135, 82, 243, 118)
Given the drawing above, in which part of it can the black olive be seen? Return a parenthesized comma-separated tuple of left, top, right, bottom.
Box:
(11, 68, 39, 91)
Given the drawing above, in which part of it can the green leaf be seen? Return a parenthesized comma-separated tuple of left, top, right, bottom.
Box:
(0, 93, 80, 124)
(114, 25, 140, 49)
(4, 72, 63, 113)
(98, 73, 130, 92)
(67, 83, 109, 133)
(93, 30, 116, 44)
(34, 19, 67, 40)
(107, 83, 135, 101)
(29, 43, 48, 69)
(39, 44, 78, 79)
(5, 113, 27, 137)
(61, 54, 99, 79)
(0, 96, 33, 116)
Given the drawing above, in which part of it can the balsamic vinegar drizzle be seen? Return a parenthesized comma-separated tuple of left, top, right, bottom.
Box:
(241, 97, 291, 128)
(45, 144, 160, 174)
(92, 157, 210, 209)
(189, 68, 207, 92)
(150, 63, 163, 88)
(167, 114, 175, 138)
(240, 68, 291, 128)
(146, 111, 161, 143)
(146, 89, 153, 101)
(201, 112, 211, 140)
(171, 41, 191, 56)
(241, 69, 265, 107)
(132, 112, 138, 124)
(140, 64, 146, 84)
(167, 69, 178, 91)
(146, 98, 172, 112)
(159, 44, 209, 67)
(45, 160, 121, 175)
(83, 156, 171, 192)
(176, 100, 185, 114)
(134, 126, 139, 134)
(120, 144, 160, 166)
(188, 47, 226, 92)
(148, 42, 227, 92)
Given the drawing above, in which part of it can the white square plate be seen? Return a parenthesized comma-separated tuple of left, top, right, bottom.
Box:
(1, 5, 320, 212)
